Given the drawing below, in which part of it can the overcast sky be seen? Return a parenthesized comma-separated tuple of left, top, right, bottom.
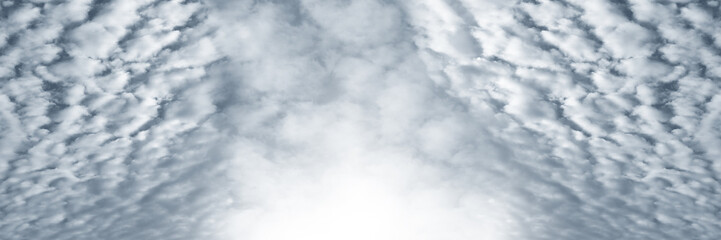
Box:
(1, 0, 721, 239)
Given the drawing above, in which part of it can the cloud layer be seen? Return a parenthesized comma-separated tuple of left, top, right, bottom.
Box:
(1, 0, 721, 239)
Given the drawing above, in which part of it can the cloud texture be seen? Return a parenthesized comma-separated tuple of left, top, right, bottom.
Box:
(1, 0, 721, 239)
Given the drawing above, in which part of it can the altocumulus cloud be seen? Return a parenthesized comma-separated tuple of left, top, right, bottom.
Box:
(1, 0, 721, 239)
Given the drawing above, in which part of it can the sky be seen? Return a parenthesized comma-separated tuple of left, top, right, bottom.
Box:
(1, 0, 721, 239)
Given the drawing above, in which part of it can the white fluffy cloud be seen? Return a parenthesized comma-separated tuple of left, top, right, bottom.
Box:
(1, 0, 721, 240)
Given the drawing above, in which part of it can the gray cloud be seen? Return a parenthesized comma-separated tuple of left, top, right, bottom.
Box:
(2, 0, 721, 240)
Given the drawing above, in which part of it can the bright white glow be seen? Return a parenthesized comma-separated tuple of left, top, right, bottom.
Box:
(220, 160, 512, 240)
(257, 175, 410, 240)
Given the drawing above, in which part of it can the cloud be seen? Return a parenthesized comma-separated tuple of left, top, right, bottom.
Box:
(1, 0, 721, 240)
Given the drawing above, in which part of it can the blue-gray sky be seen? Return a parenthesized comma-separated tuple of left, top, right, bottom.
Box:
(1, 0, 721, 239)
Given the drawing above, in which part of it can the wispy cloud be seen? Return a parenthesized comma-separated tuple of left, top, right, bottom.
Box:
(1, 0, 720, 239)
